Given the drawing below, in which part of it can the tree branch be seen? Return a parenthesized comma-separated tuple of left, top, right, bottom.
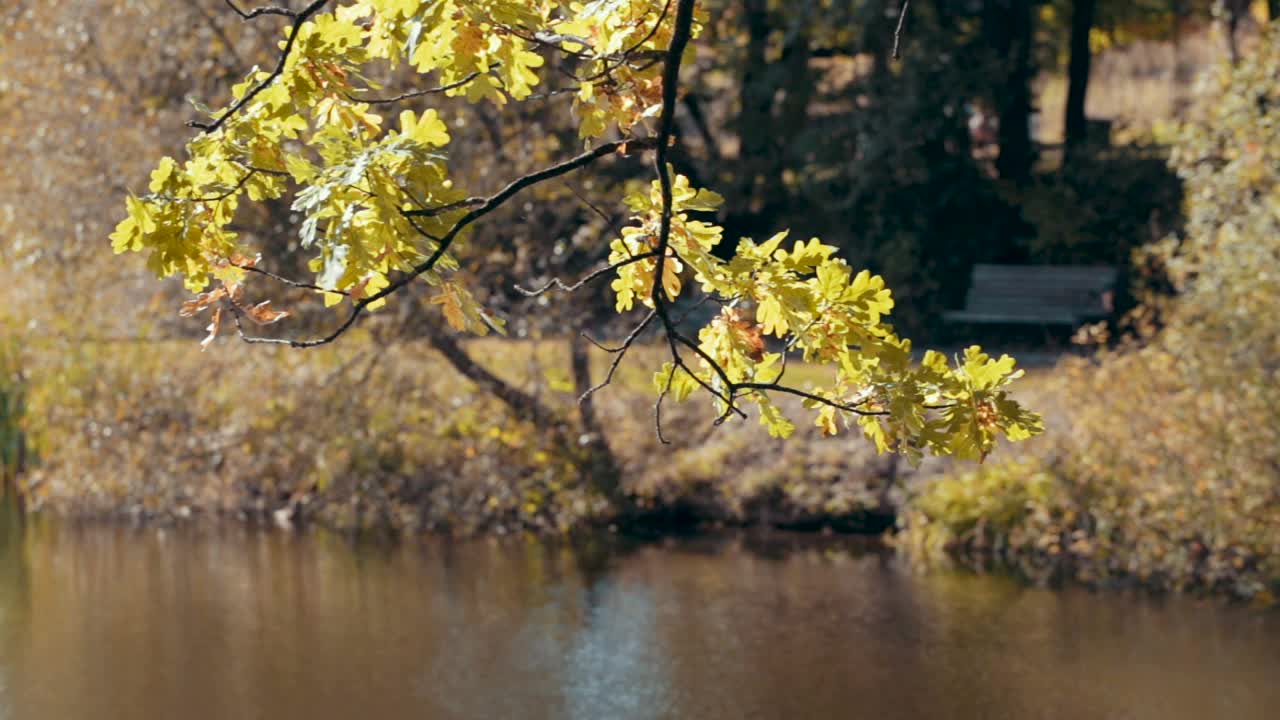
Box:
(192, 0, 332, 133)
(223, 1, 299, 20)
(893, 1, 911, 60)
(644, 0, 747, 435)
(514, 252, 658, 297)
(401, 197, 486, 218)
(578, 309, 657, 403)
(235, 136, 657, 347)
(732, 382, 888, 416)
(235, 263, 348, 296)
(349, 68, 492, 105)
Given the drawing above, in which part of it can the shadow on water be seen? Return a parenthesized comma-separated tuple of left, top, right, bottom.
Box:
(0, 520, 1277, 720)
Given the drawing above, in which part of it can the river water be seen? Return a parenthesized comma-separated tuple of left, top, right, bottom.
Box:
(0, 516, 1277, 720)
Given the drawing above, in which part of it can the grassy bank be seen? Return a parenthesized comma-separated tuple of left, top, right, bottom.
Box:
(13, 333, 916, 534)
(896, 351, 1280, 605)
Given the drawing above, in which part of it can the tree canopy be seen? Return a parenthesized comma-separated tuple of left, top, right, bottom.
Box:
(111, 0, 1040, 462)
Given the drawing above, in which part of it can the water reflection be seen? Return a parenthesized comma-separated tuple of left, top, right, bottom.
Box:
(0, 493, 23, 720)
(0, 521, 1276, 719)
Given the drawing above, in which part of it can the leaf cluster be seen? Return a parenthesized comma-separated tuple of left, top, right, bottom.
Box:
(111, 0, 1039, 461)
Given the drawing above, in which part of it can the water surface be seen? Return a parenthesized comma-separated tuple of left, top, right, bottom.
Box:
(0, 518, 1277, 719)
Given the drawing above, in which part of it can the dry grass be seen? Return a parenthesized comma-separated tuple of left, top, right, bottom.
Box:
(1036, 25, 1227, 146)
(12, 332, 943, 532)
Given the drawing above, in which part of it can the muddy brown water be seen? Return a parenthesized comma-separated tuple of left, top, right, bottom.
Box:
(0, 518, 1277, 720)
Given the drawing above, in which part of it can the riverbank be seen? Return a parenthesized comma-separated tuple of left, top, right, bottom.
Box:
(8, 334, 1278, 605)
(11, 335, 938, 533)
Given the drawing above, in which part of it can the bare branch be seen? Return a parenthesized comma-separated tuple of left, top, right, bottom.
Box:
(514, 252, 658, 297)
(578, 309, 657, 403)
(893, 1, 910, 60)
(654, 361, 676, 445)
(670, 330, 747, 417)
(581, 332, 628, 354)
(646, 0, 694, 303)
(223, 1, 299, 20)
(496, 23, 595, 63)
(349, 69, 491, 105)
(235, 263, 348, 296)
(639, 0, 750, 425)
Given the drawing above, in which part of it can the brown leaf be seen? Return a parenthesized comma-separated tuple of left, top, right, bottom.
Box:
(739, 321, 766, 362)
(245, 301, 289, 325)
(179, 287, 227, 317)
(228, 252, 260, 268)
(430, 286, 467, 331)
(347, 278, 370, 301)
(720, 307, 765, 362)
(201, 306, 223, 351)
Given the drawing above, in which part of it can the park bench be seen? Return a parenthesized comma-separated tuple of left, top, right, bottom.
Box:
(942, 264, 1118, 327)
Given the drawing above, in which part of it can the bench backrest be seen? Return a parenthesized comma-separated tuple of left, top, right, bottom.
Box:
(959, 264, 1117, 322)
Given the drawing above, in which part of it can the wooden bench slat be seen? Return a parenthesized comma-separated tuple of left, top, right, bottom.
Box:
(944, 264, 1117, 326)
(943, 311, 1082, 325)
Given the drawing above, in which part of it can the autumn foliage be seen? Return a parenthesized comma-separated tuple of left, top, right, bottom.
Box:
(110, 0, 1039, 461)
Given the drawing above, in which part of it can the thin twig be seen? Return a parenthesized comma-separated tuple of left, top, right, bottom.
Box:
(670, 293, 715, 327)
(732, 382, 889, 417)
(892, 1, 910, 60)
(654, 362, 676, 445)
(579, 309, 658, 403)
(514, 252, 657, 297)
(562, 181, 613, 224)
(581, 332, 628, 354)
(235, 263, 348, 296)
(402, 197, 486, 218)
(223, 1, 297, 20)
(349, 69, 490, 105)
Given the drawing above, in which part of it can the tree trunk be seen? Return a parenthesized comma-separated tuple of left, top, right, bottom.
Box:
(777, 23, 815, 169)
(423, 322, 563, 429)
(735, 0, 773, 211)
(1064, 0, 1096, 156)
(422, 321, 626, 507)
(986, 0, 1036, 183)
